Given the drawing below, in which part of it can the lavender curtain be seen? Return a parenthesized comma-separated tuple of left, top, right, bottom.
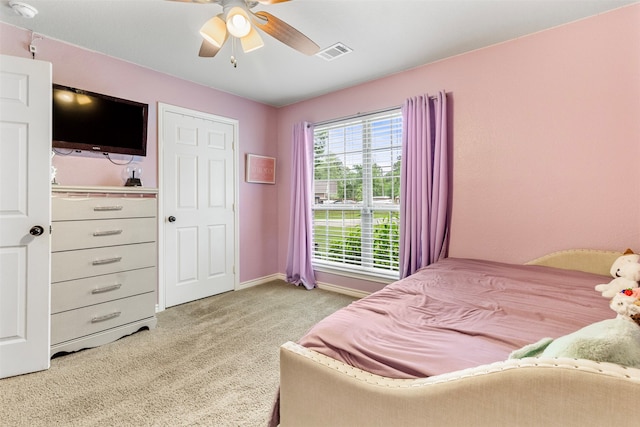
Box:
(285, 121, 317, 289)
(399, 92, 450, 278)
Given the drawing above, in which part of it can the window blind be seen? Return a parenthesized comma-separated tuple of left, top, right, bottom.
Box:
(312, 109, 402, 277)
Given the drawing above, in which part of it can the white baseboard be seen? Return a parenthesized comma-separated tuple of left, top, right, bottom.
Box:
(237, 273, 282, 290)
(239, 273, 369, 299)
(316, 281, 369, 299)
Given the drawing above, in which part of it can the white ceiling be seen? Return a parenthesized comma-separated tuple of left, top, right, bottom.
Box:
(1, 0, 637, 107)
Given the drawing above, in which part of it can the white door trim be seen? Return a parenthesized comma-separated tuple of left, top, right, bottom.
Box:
(156, 102, 239, 311)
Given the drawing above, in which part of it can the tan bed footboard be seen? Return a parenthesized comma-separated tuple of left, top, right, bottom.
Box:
(279, 341, 640, 427)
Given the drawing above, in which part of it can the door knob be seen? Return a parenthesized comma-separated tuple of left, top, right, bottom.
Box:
(168, 216, 176, 223)
(30, 225, 45, 236)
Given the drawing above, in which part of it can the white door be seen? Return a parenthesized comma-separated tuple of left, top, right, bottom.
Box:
(160, 103, 237, 308)
(0, 55, 51, 378)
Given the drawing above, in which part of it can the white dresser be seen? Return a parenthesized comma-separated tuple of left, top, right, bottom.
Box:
(50, 186, 158, 356)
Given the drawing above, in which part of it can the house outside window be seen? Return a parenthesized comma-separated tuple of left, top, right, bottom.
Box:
(312, 109, 402, 281)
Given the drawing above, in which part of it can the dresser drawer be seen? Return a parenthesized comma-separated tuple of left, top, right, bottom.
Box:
(51, 267, 157, 314)
(52, 242, 156, 283)
(52, 217, 156, 252)
(51, 292, 156, 345)
(52, 196, 156, 221)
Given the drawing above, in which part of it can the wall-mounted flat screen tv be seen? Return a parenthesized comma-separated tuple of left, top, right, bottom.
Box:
(52, 84, 148, 156)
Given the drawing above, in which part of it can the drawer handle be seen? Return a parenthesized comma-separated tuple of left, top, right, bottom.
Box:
(91, 311, 122, 323)
(92, 257, 122, 266)
(93, 205, 124, 211)
(92, 229, 123, 237)
(91, 284, 122, 294)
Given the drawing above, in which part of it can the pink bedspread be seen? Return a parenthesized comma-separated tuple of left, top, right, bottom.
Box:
(298, 258, 614, 379)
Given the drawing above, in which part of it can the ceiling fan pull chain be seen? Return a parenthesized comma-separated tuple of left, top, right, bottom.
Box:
(230, 37, 238, 68)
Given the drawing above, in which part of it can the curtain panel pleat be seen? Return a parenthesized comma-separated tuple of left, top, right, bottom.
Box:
(399, 92, 450, 278)
(285, 121, 317, 289)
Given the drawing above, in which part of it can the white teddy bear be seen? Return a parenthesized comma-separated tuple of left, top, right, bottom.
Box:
(594, 249, 640, 298)
(610, 288, 640, 323)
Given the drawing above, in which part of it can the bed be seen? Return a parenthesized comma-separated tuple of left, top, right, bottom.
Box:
(275, 249, 640, 427)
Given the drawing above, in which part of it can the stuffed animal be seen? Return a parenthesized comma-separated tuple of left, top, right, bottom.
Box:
(509, 288, 640, 368)
(595, 277, 639, 298)
(610, 288, 640, 326)
(594, 249, 640, 298)
(609, 248, 640, 277)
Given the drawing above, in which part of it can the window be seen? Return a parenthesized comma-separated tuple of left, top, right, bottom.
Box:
(312, 109, 402, 279)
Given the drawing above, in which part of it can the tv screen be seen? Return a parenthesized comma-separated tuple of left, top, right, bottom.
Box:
(52, 84, 148, 156)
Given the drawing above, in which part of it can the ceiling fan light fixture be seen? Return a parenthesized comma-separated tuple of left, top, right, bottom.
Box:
(9, 1, 38, 18)
(199, 15, 227, 47)
(226, 7, 251, 38)
(241, 26, 264, 53)
(186, 0, 320, 62)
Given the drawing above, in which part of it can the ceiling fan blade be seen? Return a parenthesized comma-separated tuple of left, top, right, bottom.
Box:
(168, 0, 288, 3)
(199, 40, 223, 57)
(168, 0, 289, 4)
(167, 0, 217, 4)
(256, 0, 291, 4)
(250, 11, 319, 55)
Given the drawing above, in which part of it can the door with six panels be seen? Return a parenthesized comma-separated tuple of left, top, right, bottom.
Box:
(161, 103, 237, 308)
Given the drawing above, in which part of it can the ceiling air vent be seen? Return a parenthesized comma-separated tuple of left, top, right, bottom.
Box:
(316, 43, 353, 61)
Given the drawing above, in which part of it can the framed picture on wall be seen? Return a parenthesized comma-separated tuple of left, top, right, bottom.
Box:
(246, 154, 276, 184)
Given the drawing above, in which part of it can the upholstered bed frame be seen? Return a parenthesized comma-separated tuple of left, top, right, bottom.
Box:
(278, 250, 640, 426)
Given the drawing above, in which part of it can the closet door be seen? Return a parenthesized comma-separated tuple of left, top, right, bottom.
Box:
(160, 103, 238, 309)
(0, 55, 52, 378)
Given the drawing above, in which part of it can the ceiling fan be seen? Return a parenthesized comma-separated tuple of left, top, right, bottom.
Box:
(170, 0, 320, 63)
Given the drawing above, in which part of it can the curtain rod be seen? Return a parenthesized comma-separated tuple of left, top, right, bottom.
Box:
(309, 105, 400, 128)
(309, 94, 442, 128)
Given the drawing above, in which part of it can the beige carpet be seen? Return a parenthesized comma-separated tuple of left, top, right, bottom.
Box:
(0, 280, 357, 426)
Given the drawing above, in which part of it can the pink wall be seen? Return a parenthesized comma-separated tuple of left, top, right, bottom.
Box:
(0, 23, 279, 283)
(277, 5, 640, 293)
(3, 5, 639, 293)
